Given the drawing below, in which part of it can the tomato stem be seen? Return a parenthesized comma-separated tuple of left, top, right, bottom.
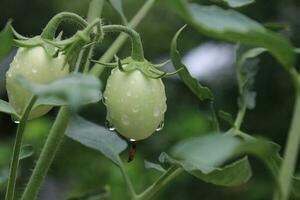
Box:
(5, 96, 37, 200)
(273, 85, 300, 200)
(90, 0, 157, 76)
(137, 165, 183, 200)
(21, 107, 72, 200)
(41, 12, 88, 40)
(102, 25, 145, 61)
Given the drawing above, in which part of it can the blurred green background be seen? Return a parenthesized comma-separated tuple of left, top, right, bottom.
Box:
(1, 0, 300, 199)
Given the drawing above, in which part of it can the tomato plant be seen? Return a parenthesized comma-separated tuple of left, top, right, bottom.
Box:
(0, 0, 300, 200)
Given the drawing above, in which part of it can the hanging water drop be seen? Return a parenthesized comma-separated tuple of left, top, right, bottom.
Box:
(156, 121, 164, 131)
(105, 120, 116, 131)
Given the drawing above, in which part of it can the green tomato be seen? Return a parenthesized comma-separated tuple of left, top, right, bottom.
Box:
(103, 67, 167, 141)
(6, 46, 69, 119)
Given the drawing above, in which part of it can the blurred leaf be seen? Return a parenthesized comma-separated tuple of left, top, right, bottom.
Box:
(66, 186, 110, 200)
(233, 130, 300, 198)
(107, 0, 128, 24)
(218, 110, 234, 125)
(19, 145, 34, 160)
(263, 22, 291, 32)
(0, 20, 13, 63)
(144, 160, 166, 173)
(219, 0, 255, 7)
(0, 99, 18, 117)
(159, 134, 251, 186)
(169, 134, 241, 174)
(236, 47, 267, 110)
(170, 2, 295, 69)
(65, 116, 127, 167)
(171, 26, 214, 101)
(16, 73, 102, 110)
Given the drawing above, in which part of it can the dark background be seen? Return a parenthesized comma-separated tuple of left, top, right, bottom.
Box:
(1, 0, 300, 199)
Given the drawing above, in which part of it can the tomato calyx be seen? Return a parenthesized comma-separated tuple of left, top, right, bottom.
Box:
(92, 56, 182, 79)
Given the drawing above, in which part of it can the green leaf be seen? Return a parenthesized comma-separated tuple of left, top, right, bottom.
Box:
(219, 0, 255, 8)
(107, 0, 128, 24)
(65, 116, 127, 167)
(19, 145, 34, 160)
(232, 130, 300, 198)
(144, 160, 166, 173)
(171, 26, 214, 101)
(218, 110, 234, 125)
(16, 73, 102, 110)
(170, 2, 295, 69)
(236, 47, 267, 110)
(0, 20, 13, 63)
(159, 134, 252, 186)
(0, 99, 18, 117)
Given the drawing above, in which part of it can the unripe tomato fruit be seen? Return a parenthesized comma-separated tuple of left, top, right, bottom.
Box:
(6, 46, 69, 119)
(104, 68, 167, 141)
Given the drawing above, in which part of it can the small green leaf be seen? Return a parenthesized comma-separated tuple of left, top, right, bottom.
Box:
(236, 47, 267, 110)
(107, 0, 128, 24)
(171, 26, 214, 101)
(65, 116, 127, 167)
(170, 2, 295, 69)
(144, 160, 166, 173)
(16, 73, 102, 110)
(218, 110, 234, 125)
(219, 0, 255, 8)
(19, 145, 34, 160)
(0, 20, 13, 63)
(0, 99, 18, 117)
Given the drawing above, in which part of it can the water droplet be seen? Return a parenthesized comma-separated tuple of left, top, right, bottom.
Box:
(132, 104, 139, 113)
(129, 138, 136, 142)
(126, 91, 132, 97)
(11, 116, 20, 124)
(121, 114, 130, 125)
(105, 120, 115, 131)
(153, 106, 160, 117)
(102, 94, 108, 105)
(156, 121, 164, 131)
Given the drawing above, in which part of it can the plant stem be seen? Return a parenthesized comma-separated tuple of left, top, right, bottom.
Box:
(90, 0, 157, 76)
(102, 25, 145, 61)
(273, 90, 300, 200)
(137, 166, 183, 200)
(5, 96, 37, 200)
(233, 104, 247, 130)
(86, 0, 104, 23)
(21, 107, 72, 200)
(119, 161, 137, 200)
(41, 12, 87, 39)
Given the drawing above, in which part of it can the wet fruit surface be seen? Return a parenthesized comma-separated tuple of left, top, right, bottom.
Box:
(6, 46, 69, 119)
(104, 67, 167, 141)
